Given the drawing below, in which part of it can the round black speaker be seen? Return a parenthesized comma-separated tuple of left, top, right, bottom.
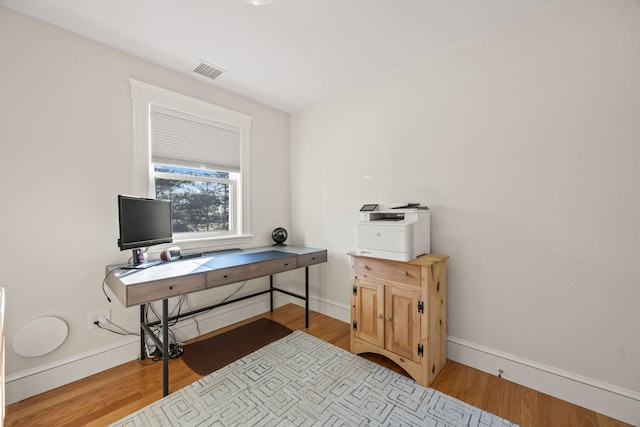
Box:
(271, 227, 288, 246)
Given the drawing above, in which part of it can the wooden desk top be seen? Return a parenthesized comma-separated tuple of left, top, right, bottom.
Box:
(106, 246, 327, 307)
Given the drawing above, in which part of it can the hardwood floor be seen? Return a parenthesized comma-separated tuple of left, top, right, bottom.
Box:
(5, 304, 630, 426)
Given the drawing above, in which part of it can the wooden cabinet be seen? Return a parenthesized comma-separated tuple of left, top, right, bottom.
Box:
(350, 253, 448, 387)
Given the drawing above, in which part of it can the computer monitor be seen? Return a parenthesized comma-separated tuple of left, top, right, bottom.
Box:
(117, 195, 172, 267)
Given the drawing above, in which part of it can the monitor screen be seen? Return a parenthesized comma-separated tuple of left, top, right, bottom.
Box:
(117, 195, 173, 251)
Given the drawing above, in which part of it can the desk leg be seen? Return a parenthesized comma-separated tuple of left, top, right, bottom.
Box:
(269, 275, 274, 312)
(140, 305, 146, 360)
(162, 298, 169, 397)
(305, 266, 309, 328)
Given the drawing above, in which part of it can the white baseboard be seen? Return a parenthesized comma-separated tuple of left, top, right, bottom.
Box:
(5, 293, 289, 405)
(6, 336, 140, 406)
(446, 336, 640, 426)
(291, 294, 351, 323)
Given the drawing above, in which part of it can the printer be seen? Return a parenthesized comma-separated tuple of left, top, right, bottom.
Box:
(356, 204, 430, 262)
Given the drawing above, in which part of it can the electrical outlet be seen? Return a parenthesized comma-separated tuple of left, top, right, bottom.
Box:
(88, 308, 111, 330)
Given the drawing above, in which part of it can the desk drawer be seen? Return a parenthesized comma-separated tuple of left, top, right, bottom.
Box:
(126, 274, 205, 306)
(207, 258, 297, 288)
(297, 251, 327, 267)
(354, 257, 421, 286)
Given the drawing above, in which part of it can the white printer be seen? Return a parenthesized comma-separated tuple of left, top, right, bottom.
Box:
(356, 204, 430, 262)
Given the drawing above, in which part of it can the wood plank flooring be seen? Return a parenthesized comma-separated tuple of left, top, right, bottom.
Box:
(5, 304, 631, 426)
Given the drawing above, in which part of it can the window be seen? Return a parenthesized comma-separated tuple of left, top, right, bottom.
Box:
(153, 165, 234, 235)
(130, 80, 253, 245)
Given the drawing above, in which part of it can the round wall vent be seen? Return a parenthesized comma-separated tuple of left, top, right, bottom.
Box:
(13, 316, 68, 357)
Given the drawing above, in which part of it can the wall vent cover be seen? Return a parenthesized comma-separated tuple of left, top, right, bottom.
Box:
(191, 61, 225, 80)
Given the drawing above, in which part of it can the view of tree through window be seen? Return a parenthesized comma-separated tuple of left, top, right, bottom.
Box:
(154, 165, 231, 233)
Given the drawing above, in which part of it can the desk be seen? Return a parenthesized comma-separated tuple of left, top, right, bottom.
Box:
(106, 246, 327, 396)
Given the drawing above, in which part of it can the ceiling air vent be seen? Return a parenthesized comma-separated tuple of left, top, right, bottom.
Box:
(191, 61, 225, 81)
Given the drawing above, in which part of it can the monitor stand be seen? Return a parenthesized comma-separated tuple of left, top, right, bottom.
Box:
(121, 259, 163, 270)
(121, 249, 163, 270)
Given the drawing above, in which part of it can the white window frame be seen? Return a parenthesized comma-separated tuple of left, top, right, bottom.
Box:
(152, 166, 238, 238)
(130, 79, 253, 248)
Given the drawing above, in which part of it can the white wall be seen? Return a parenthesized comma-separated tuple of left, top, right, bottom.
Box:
(2, 0, 640, 423)
(291, 0, 640, 423)
(0, 6, 290, 401)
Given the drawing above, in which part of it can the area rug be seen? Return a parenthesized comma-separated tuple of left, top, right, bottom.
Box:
(181, 318, 292, 375)
(111, 331, 518, 426)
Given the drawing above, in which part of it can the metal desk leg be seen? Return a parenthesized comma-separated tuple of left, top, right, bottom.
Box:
(270, 275, 274, 312)
(162, 298, 169, 397)
(140, 305, 146, 360)
(305, 266, 309, 328)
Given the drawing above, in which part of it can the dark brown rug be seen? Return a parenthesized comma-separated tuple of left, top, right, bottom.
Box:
(182, 318, 293, 376)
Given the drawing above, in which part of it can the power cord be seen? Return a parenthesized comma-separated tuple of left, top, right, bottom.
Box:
(220, 280, 249, 304)
(93, 317, 183, 361)
(168, 343, 184, 359)
(184, 295, 201, 338)
(97, 279, 252, 359)
(101, 267, 124, 303)
(93, 319, 137, 336)
(143, 324, 184, 360)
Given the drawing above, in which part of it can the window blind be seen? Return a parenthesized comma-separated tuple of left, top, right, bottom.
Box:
(150, 108, 241, 172)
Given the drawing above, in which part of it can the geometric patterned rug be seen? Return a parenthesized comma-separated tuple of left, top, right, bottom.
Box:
(110, 331, 518, 426)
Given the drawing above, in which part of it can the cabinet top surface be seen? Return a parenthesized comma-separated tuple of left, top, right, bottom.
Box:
(349, 252, 448, 266)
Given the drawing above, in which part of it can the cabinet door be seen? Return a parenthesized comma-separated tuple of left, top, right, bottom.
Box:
(385, 286, 421, 362)
(354, 279, 384, 347)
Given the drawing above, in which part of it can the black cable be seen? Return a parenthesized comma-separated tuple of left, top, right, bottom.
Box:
(103, 318, 138, 336)
(138, 281, 253, 357)
(144, 301, 184, 358)
(93, 317, 165, 361)
(137, 356, 160, 366)
(101, 267, 123, 303)
(168, 295, 187, 327)
(93, 303, 184, 362)
(220, 281, 248, 304)
(184, 295, 201, 339)
(94, 320, 137, 336)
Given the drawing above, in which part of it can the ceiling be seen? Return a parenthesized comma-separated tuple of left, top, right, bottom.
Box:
(1, 0, 558, 113)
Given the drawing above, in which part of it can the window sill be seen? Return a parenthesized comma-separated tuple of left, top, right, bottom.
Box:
(146, 234, 254, 256)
